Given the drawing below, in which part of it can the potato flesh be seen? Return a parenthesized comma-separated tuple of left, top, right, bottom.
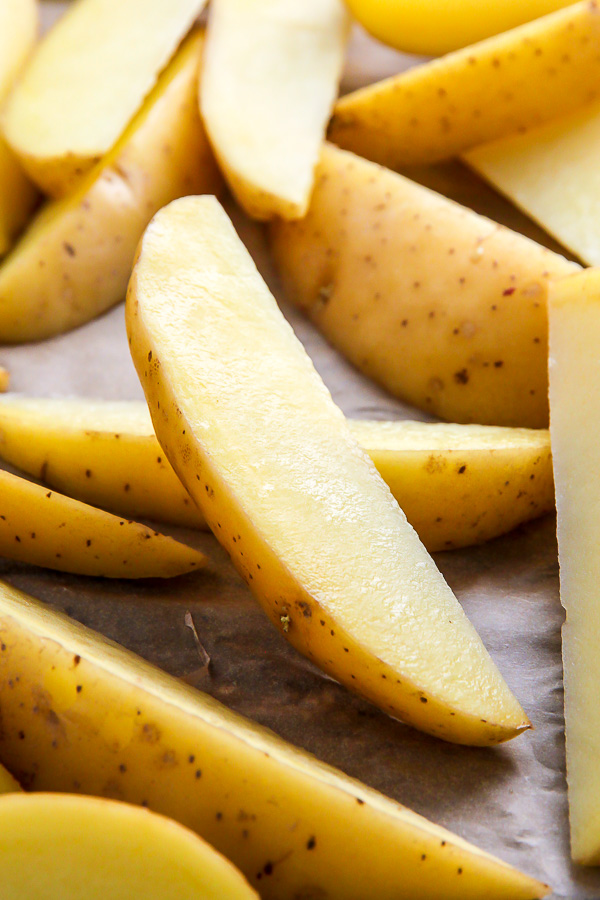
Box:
(0, 762, 21, 794)
(0, 397, 554, 551)
(270, 144, 576, 428)
(0, 794, 258, 900)
(2, 0, 207, 196)
(0, 30, 221, 343)
(329, 2, 600, 169)
(548, 269, 600, 864)
(465, 100, 600, 266)
(0, 582, 548, 899)
(127, 195, 528, 745)
(200, 0, 349, 220)
(0, 468, 205, 578)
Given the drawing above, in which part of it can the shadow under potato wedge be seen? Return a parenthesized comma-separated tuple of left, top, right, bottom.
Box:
(0, 28, 222, 344)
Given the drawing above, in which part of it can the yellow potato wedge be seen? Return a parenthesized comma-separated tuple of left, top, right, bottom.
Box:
(270, 144, 576, 427)
(127, 195, 529, 745)
(0, 762, 21, 794)
(0, 468, 205, 578)
(0, 582, 549, 899)
(200, 0, 349, 220)
(0, 793, 258, 900)
(548, 268, 600, 864)
(0, 29, 221, 344)
(0, 396, 554, 551)
(0, 0, 39, 256)
(465, 100, 600, 266)
(2, 0, 207, 196)
(343, 0, 575, 56)
(329, 2, 600, 169)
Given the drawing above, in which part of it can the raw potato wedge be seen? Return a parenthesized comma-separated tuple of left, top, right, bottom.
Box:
(0, 397, 554, 551)
(270, 145, 576, 428)
(0, 0, 39, 256)
(465, 101, 600, 266)
(0, 29, 221, 344)
(547, 268, 600, 864)
(127, 195, 529, 746)
(0, 762, 21, 794)
(0, 794, 259, 900)
(200, 0, 349, 220)
(343, 0, 575, 56)
(329, 2, 600, 170)
(0, 468, 206, 578)
(0, 583, 549, 900)
(2, 0, 207, 196)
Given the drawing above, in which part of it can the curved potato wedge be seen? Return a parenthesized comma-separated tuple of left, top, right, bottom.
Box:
(0, 793, 258, 900)
(0, 396, 554, 550)
(269, 144, 576, 427)
(329, 2, 600, 169)
(127, 195, 529, 745)
(0, 29, 222, 344)
(0, 582, 549, 899)
(0, 468, 205, 578)
(2, 0, 207, 196)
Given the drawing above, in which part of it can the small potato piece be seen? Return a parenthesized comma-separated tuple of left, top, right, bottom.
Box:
(270, 144, 576, 428)
(0, 468, 206, 578)
(2, 0, 207, 196)
(0, 582, 549, 899)
(0, 30, 222, 344)
(0, 794, 259, 900)
(200, 0, 349, 220)
(0, 396, 554, 550)
(329, 2, 600, 169)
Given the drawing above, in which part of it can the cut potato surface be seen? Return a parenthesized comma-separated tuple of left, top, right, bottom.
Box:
(0, 761, 21, 794)
(548, 269, 600, 864)
(0, 467, 205, 578)
(0, 29, 221, 344)
(2, 0, 207, 196)
(465, 100, 600, 266)
(127, 194, 529, 745)
(0, 582, 549, 899)
(270, 144, 576, 428)
(329, 2, 600, 169)
(0, 396, 554, 551)
(200, 0, 349, 220)
(0, 793, 258, 900)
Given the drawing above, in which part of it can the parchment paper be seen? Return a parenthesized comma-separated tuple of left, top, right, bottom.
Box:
(1, 6, 595, 898)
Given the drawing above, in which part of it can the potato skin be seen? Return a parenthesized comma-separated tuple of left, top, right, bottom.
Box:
(269, 144, 577, 427)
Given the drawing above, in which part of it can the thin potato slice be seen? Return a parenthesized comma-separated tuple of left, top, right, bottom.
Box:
(0, 468, 205, 578)
(2, 0, 207, 196)
(465, 101, 600, 266)
(200, 0, 349, 220)
(329, 1, 600, 169)
(0, 582, 549, 899)
(0, 396, 554, 550)
(127, 195, 529, 746)
(0, 30, 221, 344)
(269, 145, 576, 428)
(0, 794, 258, 900)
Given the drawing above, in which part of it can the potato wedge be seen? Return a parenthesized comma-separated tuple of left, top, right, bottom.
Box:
(0, 29, 221, 344)
(0, 140, 38, 258)
(0, 762, 21, 794)
(0, 468, 205, 578)
(329, 2, 600, 169)
(2, 0, 207, 196)
(270, 145, 576, 427)
(0, 794, 258, 900)
(465, 101, 600, 266)
(0, 396, 554, 550)
(547, 269, 600, 864)
(127, 195, 529, 745)
(200, 0, 349, 220)
(0, 582, 549, 899)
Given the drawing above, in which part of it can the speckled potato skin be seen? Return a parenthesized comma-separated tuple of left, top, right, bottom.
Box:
(329, 1, 600, 169)
(0, 30, 222, 343)
(0, 584, 549, 900)
(270, 145, 577, 427)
